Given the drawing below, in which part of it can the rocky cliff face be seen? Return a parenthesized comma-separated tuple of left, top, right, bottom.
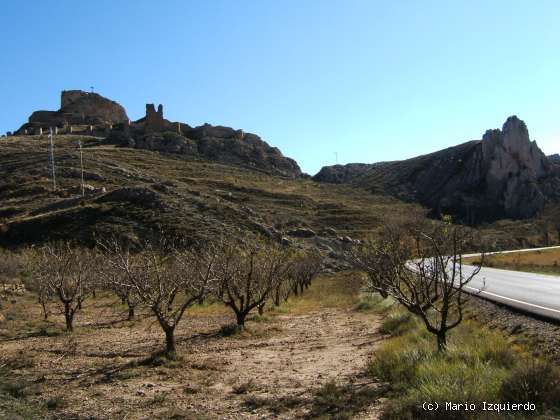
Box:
(107, 109, 302, 178)
(314, 116, 559, 223)
(481, 117, 550, 219)
(59, 90, 128, 125)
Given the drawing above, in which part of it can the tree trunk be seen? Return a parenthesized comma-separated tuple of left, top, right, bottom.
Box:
(64, 303, 74, 332)
(258, 303, 265, 315)
(437, 332, 447, 352)
(41, 302, 49, 320)
(127, 305, 135, 320)
(164, 327, 176, 359)
(235, 311, 246, 328)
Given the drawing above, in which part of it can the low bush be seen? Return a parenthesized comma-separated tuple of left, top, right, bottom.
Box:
(379, 310, 417, 336)
(354, 293, 394, 314)
(499, 361, 560, 412)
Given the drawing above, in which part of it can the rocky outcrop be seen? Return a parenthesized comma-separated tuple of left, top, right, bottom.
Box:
(59, 90, 128, 125)
(550, 154, 560, 164)
(313, 163, 377, 183)
(15, 90, 128, 134)
(480, 117, 550, 219)
(106, 106, 301, 178)
(314, 116, 558, 223)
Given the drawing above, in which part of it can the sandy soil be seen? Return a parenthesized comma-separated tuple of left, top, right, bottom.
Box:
(1, 300, 384, 419)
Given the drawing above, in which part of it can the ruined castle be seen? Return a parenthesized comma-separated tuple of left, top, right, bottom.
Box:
(13, 90, 129, 136)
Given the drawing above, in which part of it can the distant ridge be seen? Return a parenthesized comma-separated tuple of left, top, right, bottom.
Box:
(314, 117, 560, 224)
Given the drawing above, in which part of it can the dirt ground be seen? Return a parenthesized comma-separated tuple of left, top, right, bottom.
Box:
(0, 276, 384, 419)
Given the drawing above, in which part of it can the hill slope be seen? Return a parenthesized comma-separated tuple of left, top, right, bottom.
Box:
(0, 135, 422, 249)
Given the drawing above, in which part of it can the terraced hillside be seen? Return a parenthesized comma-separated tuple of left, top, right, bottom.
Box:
(1, 135, 557, 251)
(0, 135, 423, 248)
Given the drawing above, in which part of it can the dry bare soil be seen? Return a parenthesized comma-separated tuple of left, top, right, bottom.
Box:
(0, 273, 384, 419)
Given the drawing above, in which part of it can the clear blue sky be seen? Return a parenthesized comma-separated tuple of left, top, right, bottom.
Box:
(1, 1, 558, 174)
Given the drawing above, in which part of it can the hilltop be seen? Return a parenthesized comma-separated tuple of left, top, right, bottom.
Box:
(9, 90, 302, 178)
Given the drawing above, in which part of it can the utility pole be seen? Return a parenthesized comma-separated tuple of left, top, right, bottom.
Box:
(78, 140, 85, 197)
(49, 127, 56, 191)
(334, 152, 338, 164)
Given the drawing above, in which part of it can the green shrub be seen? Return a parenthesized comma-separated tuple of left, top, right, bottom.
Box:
(368, 334, 431, 386)
(499, 361, 560, 412)
(379, 311, 417, 336)
(371, 312, 547, 419)
(354, 293, 393, 313)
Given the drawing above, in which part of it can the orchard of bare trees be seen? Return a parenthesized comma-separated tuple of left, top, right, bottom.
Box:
(10, 235, 323, 359)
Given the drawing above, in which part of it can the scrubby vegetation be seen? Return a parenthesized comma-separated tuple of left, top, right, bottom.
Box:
(368, 304, 560, 419)
(466, 248, 560, 276)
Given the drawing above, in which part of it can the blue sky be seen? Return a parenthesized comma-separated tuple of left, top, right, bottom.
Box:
(1, 1, 558, 174)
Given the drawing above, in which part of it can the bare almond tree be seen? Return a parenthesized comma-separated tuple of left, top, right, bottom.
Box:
(101, 238, 217, 358)
(105, 269, 140, 321)
(289, 250, 323, 297)
(269, 249, 323, 307)
(29, 243, 97, 331)
(348, 224, 484, 352)
(216, 239, 293, 328)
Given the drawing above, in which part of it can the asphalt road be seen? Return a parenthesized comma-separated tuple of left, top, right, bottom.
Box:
(462, 246, 560, 321)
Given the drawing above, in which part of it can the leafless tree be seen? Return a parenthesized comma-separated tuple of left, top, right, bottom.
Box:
(28, 243, 97, 331)
(348, 223, 484, 352)
(215, 239, 293, 328)
(23, 269, 53, 321)
(100, 238, 217, 358)
(105, 268, 141, 320)
(289, 250, 323, 297)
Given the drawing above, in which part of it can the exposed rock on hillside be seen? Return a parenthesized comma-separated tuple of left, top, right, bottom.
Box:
(16, 90, 128, 135)
(314, 116, 559, 223)
(106, 104, 301, 178)
(550, 154, 560, 164)
(313, 163, 377, 183)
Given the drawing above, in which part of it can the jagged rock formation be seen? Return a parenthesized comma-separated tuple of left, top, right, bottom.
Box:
(106, 104, 301, 178)
(15, 90, 128, 134)
(314, 116, 559, 223)
(550, 154, 560, 164)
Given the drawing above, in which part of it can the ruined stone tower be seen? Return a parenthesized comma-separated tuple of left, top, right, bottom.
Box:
(145, 103, 165, 132)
